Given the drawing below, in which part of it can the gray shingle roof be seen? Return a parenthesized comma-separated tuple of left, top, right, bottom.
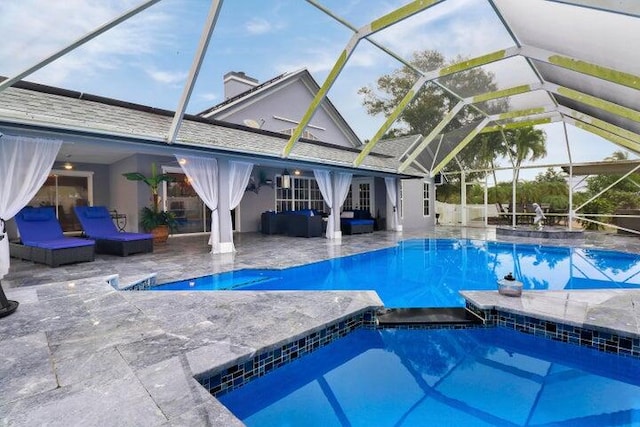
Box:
(0, 82, 423, 177)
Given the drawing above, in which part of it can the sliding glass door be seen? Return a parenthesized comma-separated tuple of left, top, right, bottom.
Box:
(162, 167, 212, 235)
(29, 170, 93, 232)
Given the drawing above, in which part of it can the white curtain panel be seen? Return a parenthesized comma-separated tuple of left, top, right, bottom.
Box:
(385, 177, 399, 231)
(333, 172, 352, 236)
(0, 136, 62, 279)
(176, 155, 220, 253)
(226, 161, 253, 251)
(312, 169, 334, 238)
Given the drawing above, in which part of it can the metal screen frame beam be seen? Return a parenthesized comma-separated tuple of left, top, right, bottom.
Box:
(282, 0, 448, 157)
(521, 45, 640, 91)
(563, 116, 640, 154)
(559, 106, 640, 144)
(167, 0, 223, 144)
(399, 101, 465, 172)
(431, 117, 491, 176)
(544, 0, 640, 18)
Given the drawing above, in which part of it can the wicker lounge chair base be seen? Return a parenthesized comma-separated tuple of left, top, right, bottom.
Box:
(95, 238, 153, 256)
(10, 242, 95, 267)
(74, 206, 153, 257)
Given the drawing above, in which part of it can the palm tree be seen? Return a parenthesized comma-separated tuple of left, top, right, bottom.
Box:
(506, 127, 547, 183)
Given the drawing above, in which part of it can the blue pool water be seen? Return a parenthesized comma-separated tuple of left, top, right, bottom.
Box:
(153, 239, 640, 307)
(220, 327, 640, 426)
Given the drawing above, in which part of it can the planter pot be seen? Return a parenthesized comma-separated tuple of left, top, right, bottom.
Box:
(151, 225, 169, 244)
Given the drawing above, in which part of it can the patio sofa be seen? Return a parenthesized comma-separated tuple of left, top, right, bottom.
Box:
(261, 210, 324, 237)
(11, 206, 95, 267)
(340, 210, 374, 235)
(74, 206, 153, 256)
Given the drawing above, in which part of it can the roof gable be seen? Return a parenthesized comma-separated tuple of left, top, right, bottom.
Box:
(199, 69, 363, 149)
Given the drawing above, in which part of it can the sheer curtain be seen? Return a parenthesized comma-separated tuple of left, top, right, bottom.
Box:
(0, 136, 62, 278)
(225, 161, 253, 252)
(385, 177, 400, 231)
(175, 154, 220, 253)
(333, 172, 352, 237)
(313, 170, 334, 238)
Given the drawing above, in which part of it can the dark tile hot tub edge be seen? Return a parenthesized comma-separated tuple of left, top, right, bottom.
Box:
(197, 308, 378, 398)
(465, 298, 640, 359)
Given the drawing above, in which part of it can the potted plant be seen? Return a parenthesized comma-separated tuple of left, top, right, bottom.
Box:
(123, 163, 178, 243)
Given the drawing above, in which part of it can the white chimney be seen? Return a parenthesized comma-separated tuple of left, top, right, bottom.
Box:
(223, 71, 259, 99)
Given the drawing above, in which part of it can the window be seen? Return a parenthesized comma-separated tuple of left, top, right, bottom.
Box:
(275, 176, 325, 212)
(343, 187, 353, 211)
(279, 128, 318, 141)
(423, 181, 430, 217)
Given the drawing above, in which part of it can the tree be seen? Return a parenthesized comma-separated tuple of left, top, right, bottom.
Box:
(359, 50, 507, 178)
(505, 127, 547, 183)
(574, 150, 640, 229)
(359, 49, 546, 201)
(535, 168, 567, 184)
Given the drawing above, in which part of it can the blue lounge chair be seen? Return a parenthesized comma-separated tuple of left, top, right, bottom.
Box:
(74, 206, 153, 256)
(12, 206, 95, 267)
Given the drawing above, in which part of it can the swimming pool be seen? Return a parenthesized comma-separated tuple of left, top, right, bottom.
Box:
(153, 239, 640, 307)
(219, 327, 640, 426)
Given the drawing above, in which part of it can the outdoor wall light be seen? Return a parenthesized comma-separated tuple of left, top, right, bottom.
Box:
(282, 169, 291, 189)
(64, 162, 73, 170)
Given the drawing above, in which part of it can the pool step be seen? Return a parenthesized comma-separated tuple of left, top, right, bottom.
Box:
(376, 307, 484, 327)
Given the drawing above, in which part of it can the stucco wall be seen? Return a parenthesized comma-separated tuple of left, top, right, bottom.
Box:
(217, 81, 356, 148)
(237, 166, 279, 232)
(400, 178, 435, 232)
(110, 154, 174, 233)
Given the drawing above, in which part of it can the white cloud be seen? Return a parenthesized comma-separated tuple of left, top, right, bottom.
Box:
(371, 0, 509, 59)
(146, 69, 188, 86)
(274, 45, 339, 74)
(198, 92, 219, 102)
(0, 0, 175, 85)
(245, 18, 273, 35)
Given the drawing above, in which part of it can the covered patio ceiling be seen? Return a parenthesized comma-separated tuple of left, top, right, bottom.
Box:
(0, 0, 638, 178)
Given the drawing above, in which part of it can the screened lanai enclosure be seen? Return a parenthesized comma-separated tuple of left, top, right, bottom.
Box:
(0, 0, 639, 236)
(290, 0, 640, 234)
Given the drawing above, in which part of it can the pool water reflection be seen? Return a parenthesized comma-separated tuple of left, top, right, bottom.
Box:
(220, 327, 640, 426)
(154, 239, 640, 307)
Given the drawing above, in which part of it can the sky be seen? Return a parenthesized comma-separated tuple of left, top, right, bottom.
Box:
(0, 0, 635, 181)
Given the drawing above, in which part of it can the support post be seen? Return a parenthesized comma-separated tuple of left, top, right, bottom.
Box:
(0, 280, 19, 318)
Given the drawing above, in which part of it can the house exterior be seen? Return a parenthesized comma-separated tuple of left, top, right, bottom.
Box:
(198, 69, 435, 233)
(0, 73, 435, 251)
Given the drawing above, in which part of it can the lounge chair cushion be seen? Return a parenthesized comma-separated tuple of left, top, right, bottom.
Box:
(74, 206, 152, 240)
(16, 207, 66, 242)
(28, 238, 95, 249)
